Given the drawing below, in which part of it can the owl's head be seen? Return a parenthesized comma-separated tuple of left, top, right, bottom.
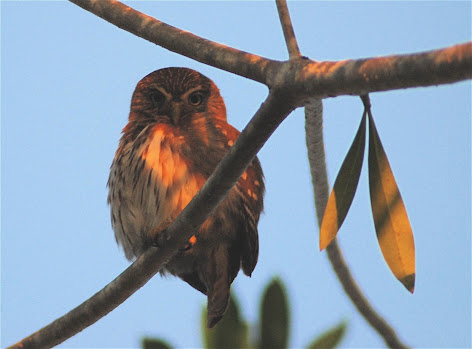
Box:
(128, 67, 227, 128)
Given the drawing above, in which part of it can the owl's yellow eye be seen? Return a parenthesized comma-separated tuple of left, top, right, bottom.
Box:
(188, 92, 204, 106)
(150, 91, 165, 108)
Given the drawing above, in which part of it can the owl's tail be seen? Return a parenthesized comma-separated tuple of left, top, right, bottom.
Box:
(206, 285, 230, 328)
(205, 242, 240, 328)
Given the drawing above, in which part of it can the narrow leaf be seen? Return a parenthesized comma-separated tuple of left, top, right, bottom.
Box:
(320, 111, 367, 250)
(141, 338, 173, 349)
(307, 320, 348, 349)
(202, 293, 248, 349)
(259, 277, 290, 349)
(368, 111, 416, 292)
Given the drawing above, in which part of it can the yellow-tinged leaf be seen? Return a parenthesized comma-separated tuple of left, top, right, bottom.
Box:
(368, 111, 415, 292)
(320, 111, 367, 250)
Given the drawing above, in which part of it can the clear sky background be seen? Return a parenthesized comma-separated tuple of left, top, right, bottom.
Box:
(2, 1, 471, 348)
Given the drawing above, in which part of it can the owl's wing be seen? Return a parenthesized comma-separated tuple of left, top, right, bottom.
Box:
(235, 157, 265, 276)
(221, 124, 265, 276)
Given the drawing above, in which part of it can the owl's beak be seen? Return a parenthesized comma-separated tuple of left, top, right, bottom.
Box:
(170, 102, 182, 125)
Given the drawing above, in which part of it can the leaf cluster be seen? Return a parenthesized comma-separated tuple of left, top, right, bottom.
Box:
(320, 95, 415, 293)
(142, 277, 347, 349)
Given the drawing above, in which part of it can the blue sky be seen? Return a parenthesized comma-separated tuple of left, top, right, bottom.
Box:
(2, 1, 470, 348)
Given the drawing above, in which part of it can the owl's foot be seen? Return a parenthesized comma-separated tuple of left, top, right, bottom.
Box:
(151, 232, 197, 252)
(151, 231, 167, 248)
(149, 218, 175, 248)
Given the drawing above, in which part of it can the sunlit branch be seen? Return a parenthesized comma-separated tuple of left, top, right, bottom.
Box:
(7, 89, 296, 349)
(275, 0, 301, 59)
(68, 1, 471, 95)
(296, 42, 471, 97)
(68, 0, 279, 84)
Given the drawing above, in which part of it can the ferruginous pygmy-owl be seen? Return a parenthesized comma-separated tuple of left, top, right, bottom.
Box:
(107, 67, 264, 328)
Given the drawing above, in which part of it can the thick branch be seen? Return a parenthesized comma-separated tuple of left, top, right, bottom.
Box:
(296, 42, 472, 97)
(276, 0, 302, 59)
(68, 0, 280, 84)
(8, 90, 296, 349)
(305, 98, 409, 349)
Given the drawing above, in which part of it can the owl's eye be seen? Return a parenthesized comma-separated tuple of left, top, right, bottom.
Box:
(150, 91, 165, 108)
(188, 92, 204, 106)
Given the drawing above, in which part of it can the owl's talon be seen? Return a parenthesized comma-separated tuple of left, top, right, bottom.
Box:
(179, 244, 192, 252)
(151, 236, 161, 248)
(151, 238, 160, 248)
(151, 230, 168, 249)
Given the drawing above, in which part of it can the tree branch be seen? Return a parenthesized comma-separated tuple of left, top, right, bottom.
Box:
(68, 0, 279, 84)
(276, 0, 302, 59)
(8, 89, 296, 349)
(296, 42, 472, 97)
(68, 1, 471, 94)
(326, 241, 408, 349)
(304, 99, 327, 222)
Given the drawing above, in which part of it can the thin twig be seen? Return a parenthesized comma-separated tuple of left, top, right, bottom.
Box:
(275, 0, 301, 59)
(326, 242, 409, 349)
(304, 99, 328, 221)
(305, 98, 409, 349)
(7, 89, 296, 349)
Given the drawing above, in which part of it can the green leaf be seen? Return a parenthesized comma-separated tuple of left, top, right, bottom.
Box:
(202, 292, 248, 348)
(141, 337, 173, 349)
(320, 111, 367, 250)
(368, 110, 415, 293)
(307, 321, 347, 349)
(259, 277, 290, 349)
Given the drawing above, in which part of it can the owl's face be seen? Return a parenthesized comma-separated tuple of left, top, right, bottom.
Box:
(128, 68, 227, 130)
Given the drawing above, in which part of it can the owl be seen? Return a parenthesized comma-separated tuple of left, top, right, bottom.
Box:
(107, 67, 265, 328)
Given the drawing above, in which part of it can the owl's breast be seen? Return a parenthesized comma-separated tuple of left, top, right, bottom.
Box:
(108, 124, 205, 260)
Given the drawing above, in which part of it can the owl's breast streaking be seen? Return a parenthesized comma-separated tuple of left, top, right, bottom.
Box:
(108, 123, 210, 260)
